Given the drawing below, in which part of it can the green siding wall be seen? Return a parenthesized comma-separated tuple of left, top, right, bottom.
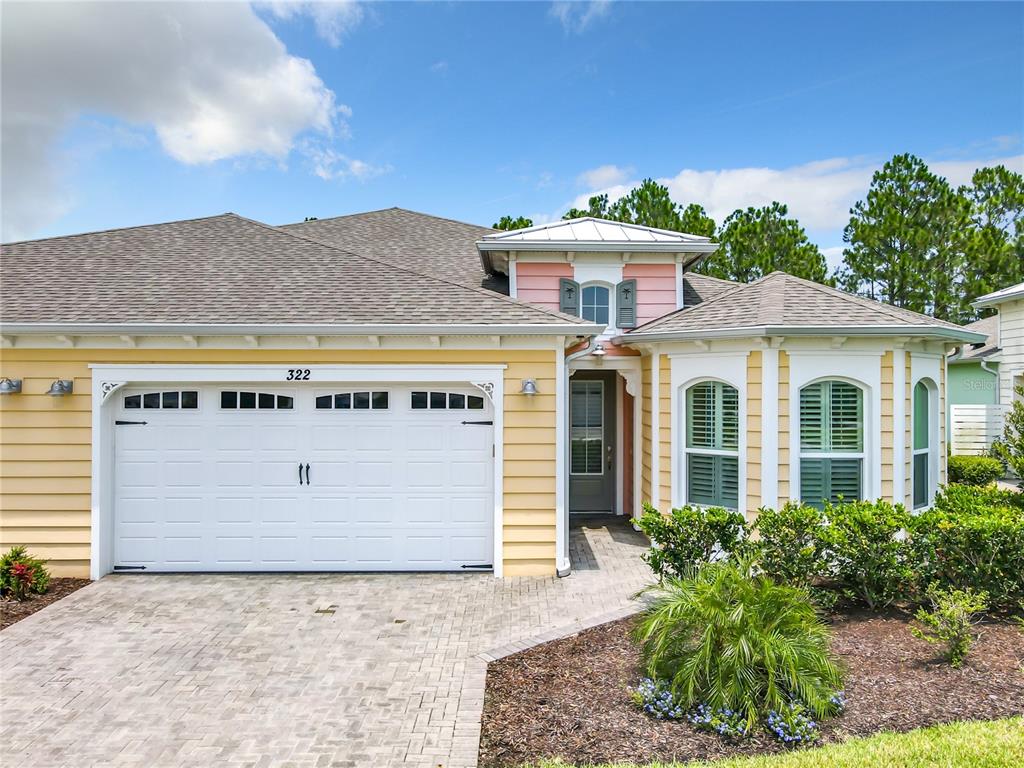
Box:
(947, 361, 999, 434)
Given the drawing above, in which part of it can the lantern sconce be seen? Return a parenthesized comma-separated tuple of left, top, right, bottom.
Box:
(46, 379, 74, 396)
(0, 378, 22, 395)
(591, 343, 607, 357)
(520, 379, 539, 396)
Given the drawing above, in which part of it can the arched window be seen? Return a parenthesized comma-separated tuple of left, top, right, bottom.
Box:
(800, 380, 864, 507)
(913, 380, 935, 508)
(685, 381, 739, 508)
(580, 284, 610, 325)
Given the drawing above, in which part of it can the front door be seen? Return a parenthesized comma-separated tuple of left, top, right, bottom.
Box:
(569, 371, 617, 512)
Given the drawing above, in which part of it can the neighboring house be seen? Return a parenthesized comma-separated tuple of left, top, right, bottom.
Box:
(0, 209, 984, 580)
(972, 281, 1024, 406)
(947, 315, 1000, 453)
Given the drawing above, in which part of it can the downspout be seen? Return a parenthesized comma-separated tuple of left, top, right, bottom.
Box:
(557, 336, 602, 577)
(981, 360, 999, 403)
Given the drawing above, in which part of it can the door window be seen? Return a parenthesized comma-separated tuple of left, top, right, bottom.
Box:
(571, 380, 604, 475)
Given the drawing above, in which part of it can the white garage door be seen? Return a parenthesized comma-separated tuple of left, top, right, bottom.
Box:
(113, 384, 494, 572)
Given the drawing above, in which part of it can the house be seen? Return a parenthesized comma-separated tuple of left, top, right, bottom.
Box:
(0, 209, 984, 579)
(946, 280, 1024, 455)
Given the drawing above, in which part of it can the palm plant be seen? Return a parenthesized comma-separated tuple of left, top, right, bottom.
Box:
(633, 560, 844, 729)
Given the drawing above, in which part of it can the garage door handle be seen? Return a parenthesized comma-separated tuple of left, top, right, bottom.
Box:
(304, 463, 311, 486)
(461, 420, 493, 425)
(298, 462, 304, 485)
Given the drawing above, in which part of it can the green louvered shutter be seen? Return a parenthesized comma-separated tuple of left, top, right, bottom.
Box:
(615, 279, 637, 328)
(559, 278, 580, 316)
(686, 382, 740, 508)
(800, 381, 863, 507)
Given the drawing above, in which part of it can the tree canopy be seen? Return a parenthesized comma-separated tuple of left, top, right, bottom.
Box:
(492, 215, 533, 231)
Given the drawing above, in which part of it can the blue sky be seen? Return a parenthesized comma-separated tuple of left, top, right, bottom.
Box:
(3, 1, 1022, 268)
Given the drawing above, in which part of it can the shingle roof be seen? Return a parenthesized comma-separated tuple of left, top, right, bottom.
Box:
(682, 273, 739, 307)
(477, 216, 713, 247)
(0, 213, 591, 329)
(621, 271, 984, 342)
(281, 207, 502, 290)
(950, 315, 1000, 362)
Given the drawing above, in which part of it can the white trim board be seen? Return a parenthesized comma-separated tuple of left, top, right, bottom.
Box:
(89, 362, 508, 579)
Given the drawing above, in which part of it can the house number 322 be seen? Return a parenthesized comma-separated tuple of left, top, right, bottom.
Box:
(286, 368, 311, 380)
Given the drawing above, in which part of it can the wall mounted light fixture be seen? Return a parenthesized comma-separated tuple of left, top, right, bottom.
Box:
(46, 379, 74, 396)
(520, 379, 538, 396)
(591, 343, 607, 357)
(0, 378, 23, 395)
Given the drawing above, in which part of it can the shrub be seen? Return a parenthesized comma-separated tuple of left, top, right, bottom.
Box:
(0, 546, 50, 600)
(636, 502, 746, 579)
(819, 500, 914, 610)
(751, 502, 828, 589)
(633, 560, 844, 729)
(992, 384, 1024, 487)
(948, 455, 1004, 486)
(629, 677, 685, 720)
(687, 703, 752, 741)
(910, 485, 1024, 610)
(910, 585, 988, 667)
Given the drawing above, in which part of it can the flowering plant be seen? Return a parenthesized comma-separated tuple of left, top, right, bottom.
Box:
(686, 703, 751, 741)
(766, 702, 820, 746)
(629, 677, 685, 720)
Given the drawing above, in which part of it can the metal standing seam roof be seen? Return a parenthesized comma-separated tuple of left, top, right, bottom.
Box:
(617, 271, 986, 342)
(476, 216, 714, 246)
(0, 213, 595, 329)
(973, 280, 1024, 307)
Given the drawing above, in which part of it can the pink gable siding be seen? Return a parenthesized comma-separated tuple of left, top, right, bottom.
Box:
(516, 262, 574, 312)
(624, 263, 677, 324)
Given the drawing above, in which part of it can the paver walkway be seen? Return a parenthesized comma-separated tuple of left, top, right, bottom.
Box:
(0, 516, 651, 768)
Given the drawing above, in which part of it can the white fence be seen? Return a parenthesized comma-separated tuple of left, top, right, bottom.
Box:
(950, 404, 1009, 455)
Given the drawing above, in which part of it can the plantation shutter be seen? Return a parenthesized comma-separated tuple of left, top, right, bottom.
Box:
(615, 279, 637, 328)
(913, 453, 928, 508)
(913, 382, 929, 451)
(687, 454, 739, 509)
(559, 278, 580, 316)
(685, 381, 740, 508)
(800, 381, 862, 451)
(799, 458, 863, 507)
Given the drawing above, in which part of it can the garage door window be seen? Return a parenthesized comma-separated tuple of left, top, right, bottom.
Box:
(410, 391, 485, 410)
(315, 391, 389, 410)
(220, 391, 294, 410)
(125, 391, 198, 409)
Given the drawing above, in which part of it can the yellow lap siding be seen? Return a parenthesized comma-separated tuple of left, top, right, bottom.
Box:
(778, 351, 790, 505)
(0, 346, 561, 577)
(880, 351, 895, 501)
(659, 354, 671, 508)
(641, 355, 652, 506)
(746, 351, 763, 520)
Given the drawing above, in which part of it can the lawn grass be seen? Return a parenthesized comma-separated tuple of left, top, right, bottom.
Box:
(533, 717, 1024, 768)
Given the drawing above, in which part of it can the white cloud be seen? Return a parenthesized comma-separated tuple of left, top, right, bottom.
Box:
(549, 1, 611, 34)
(0, 1, 372, 240)
(568, 153, 1024, 233)
(261, 1, 364, 47)
(577, 164, 631, 190)
(430, 60, 449, 74)
(307, 146, 391, 181)
(822, 246, 846, 272)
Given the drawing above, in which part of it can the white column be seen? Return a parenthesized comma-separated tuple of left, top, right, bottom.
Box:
(555, 342, 569, 574)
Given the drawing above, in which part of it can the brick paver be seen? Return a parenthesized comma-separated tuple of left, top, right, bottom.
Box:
(0, 517, 651, 768)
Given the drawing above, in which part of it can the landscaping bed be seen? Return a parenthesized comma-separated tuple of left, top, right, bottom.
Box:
(0, 577, 90, 630)
(478, 612, 1024, 767)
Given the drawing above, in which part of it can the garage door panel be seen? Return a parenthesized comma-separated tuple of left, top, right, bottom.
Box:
(114, 383, 494, 572)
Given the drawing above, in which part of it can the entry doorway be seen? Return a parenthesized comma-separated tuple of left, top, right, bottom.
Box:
(569, 370, 617, 513)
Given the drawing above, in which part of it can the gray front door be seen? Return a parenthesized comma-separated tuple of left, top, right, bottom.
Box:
(569, 371, 616, 513)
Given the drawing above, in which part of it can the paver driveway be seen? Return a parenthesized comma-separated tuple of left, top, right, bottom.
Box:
(0, 517, 651, 768)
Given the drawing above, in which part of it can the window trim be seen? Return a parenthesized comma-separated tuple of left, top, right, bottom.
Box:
(798, 378, 866, 507)
(683, 379, 740, 510)
(912, 377, 938, 509)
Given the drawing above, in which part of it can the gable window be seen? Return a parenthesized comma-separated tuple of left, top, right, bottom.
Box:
(913, 380, 935, 509)
(685, 381, 739, 509)
(580, 284, 610, 325)
(799, 380, 864, 507)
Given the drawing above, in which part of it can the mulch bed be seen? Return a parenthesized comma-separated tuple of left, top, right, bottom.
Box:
(0, 578, 91, 630)
(479, 610, 1024, 767)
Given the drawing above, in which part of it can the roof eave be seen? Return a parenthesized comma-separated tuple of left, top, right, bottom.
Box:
(973, 289, 1024, 308)
(475, 240, 720, 254)
(613, 324, 987, 345)
(0, 322, 606, 337)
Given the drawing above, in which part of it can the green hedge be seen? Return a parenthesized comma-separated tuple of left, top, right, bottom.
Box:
(947, 455, 1004, 486)
(642, 485, 1024, 613)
